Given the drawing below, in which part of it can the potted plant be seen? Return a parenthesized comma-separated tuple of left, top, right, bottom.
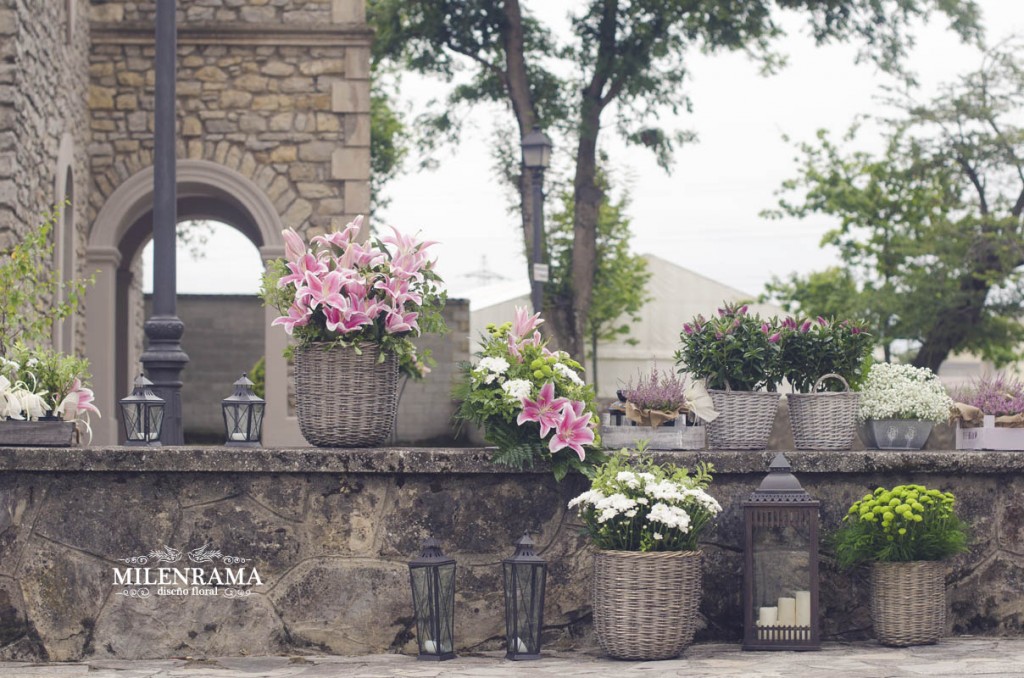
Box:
(261, 217, 447, 447)
(453, 307, 601, 480)
(601, 367, 708, 450)
(569, 447, 721, 659)
(951, 373, 1024, 450)
(857, 363, 952, 450)
(778, 316, 873, 450)
(675, 302, 782, 449)
(833, 484, 967, 646)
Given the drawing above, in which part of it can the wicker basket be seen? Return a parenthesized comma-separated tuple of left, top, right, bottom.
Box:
(293, 342, 399, 447)
(870, 561, 946, 647)
(592, 550, 703, 660)
(706, 390, 780, 450)
(787, 374, 860, 450)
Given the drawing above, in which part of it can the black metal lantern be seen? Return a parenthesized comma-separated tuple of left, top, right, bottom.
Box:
(502, 533, 547, 661)
(408, 538, 457, 661)
(119, 373, 165, 446)
(222, 373, 265, 447)
(743, 453, 820, 651)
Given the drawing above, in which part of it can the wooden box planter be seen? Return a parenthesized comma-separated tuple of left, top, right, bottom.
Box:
(0, 419, 77, 447)
(956, 415, 1024, 451)
(600, 417, 705, 450)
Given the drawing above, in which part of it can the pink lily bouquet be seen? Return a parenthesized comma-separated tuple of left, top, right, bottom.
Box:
(454, 307, 603, 480)
(260, 216, 447, 378)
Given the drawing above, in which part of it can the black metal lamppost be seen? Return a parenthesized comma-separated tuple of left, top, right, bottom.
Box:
(502, 533, 547, 660)
(408, 538, 457, 661)
(742, 453, 821, 651)
(141, 0, 189, 444)
(119, 373, 166, 446)
(521, 127, 552, 314)
(222, 373, 265, 447)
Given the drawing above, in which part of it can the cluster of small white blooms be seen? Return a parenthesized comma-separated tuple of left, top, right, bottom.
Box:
(653, 532, 663, 541)
(648, 502, 692, 532)
(594, 493, 638, 523)
(637, 472, 656, 484)
(501, 379, 533, 401)
(615, 471, 641, 489)
(474, 356, 510, 384)
(682, 488, 722, 515)
(0, 357, 18, 371)
(553, 362, 584, 386)
(858, 363, 953, 423)
(646, 480, 686, 502)
(568, 489, 605, 510)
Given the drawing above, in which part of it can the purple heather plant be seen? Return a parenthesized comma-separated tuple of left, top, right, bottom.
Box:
(623, 367, 688, 412)
(952, 373, 1024, 416)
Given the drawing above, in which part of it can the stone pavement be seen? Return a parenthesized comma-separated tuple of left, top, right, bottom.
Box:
(3, 639, 1024, 678)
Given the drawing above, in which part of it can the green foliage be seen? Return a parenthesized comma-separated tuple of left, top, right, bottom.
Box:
(777, 316, 874, 393)
(369, 76, 410, 214)
(249, 356, 266, 399)
(764, 41, 1024, 370)
(571, 446, 720, 552)
(833, 484, 968, 569)
(675, 302, 782, 392)
(0, 204, 93, 355)
(2, 343, 92, 414)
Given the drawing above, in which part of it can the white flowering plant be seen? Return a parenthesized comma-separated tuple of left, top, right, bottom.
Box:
(453, 307, 602, 480)
(569, 447, 721, 552)
(857, 363, 953, 423)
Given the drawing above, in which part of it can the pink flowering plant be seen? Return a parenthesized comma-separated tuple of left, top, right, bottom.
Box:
(675, 302, 783, 391)
(776, 315, 873, 392)
(453, 307, 602, 480)
(0, 343, 100, 438)
(260, 216, 447, 378)
(952, 373, 1024, 416)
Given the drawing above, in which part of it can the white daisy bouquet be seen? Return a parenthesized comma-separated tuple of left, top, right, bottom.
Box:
(569, 447, 721, 552)
(858, 363, 952, 423)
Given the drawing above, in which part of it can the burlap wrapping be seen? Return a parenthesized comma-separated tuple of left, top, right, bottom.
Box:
(951, 402, 1024, 428)
(622, 381, 720, 426)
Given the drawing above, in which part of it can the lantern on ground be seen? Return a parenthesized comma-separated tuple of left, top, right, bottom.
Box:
(408, 537, 457, 661)
(743, 453, 821, 651)
(222, 373, 265, 447)
(119, 373, 165, 446)
(502, 533, 547, 660)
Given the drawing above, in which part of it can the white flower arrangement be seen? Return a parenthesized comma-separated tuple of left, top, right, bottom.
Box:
(569, 449, 720, 552)
(858, 363, 953, 423)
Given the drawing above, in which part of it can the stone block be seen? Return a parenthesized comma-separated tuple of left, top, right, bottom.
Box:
(220, 90, 253, 109)
(89, 3, 124, 22)
(332, 0, 367, 23)
(88, 86, 116, 110)
(331, 81, 370, 113)
(343, 180, 370, 215)
(299, 59, 345, 77)
(345, 46, 370, 80)
(331, 147, 370, 180)
(345, 113, 370, 147)
(269, 145, 297, 163)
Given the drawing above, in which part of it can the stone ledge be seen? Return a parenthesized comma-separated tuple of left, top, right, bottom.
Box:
(90, 22, 373, 47)
(0, 446, 1021, 475)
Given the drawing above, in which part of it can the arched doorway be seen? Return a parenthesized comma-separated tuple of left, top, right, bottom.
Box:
(85, 160, 300, 446)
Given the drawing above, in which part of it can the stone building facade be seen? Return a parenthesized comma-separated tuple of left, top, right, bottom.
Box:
(0, 0, 374, 445)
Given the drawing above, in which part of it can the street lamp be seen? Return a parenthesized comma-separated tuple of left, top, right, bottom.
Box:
(521, 126, 552, 315)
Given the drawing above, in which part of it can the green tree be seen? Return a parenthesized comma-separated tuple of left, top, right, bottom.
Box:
(369, 74, 410, 214)
(764, 40, 1024, 371)
(547, 170, 651, 392)
(369, 0, 980, 359)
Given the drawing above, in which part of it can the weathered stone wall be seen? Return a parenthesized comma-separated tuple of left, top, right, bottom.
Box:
(0, 447, 1022, 661)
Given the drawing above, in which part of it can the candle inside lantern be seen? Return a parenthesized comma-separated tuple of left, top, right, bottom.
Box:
(513, 636, 529, 653)
(230, 432, 246, 441)
(795, 590, 811, 627)
(422, 639, 437, 654)
(758, 606, 778, 627)
(777, 597, 796, 626)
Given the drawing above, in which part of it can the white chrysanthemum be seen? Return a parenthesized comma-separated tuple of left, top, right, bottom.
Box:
(501, 379, 533, 401)
(648, 502, 691, 532)
(683, 488, 722, 515)
(594, 493, 638, 523)
(476, 356, 510, 374)
(553, 362, 584, 386)
(615, 471, 640, 489)
(646, 480, 685, 502)
(858, 363, 952, 423)
(653, 532, 663, 541)
(568, 489, 605, 509)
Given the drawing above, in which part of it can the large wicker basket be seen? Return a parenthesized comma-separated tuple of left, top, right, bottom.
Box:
(293, 342, 399, 447)
(592, 550, 702, 660)
(787, 374, 860, 450)
(870, 561, 946, 647)
(706, 390, 780, 450)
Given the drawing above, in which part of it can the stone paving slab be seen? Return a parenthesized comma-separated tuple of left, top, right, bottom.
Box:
(3, 640, 1024, 678)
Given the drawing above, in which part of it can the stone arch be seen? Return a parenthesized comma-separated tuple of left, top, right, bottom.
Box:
(85, 159, 301, 445)
(53, 132, 76, 354)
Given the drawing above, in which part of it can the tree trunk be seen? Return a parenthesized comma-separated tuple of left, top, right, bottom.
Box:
(912, 276, 990, 372)
(568, 101, 603, 361)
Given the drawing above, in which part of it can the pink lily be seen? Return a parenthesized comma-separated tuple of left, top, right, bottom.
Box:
(384, 309, 419, 334)
(548, 401, 595, 462)
(511, 306, 543, 340)
(59, 378, 101, 418)
(305, 270, 347, 310)
(278, 252, 328, 289)
(283, 228, 306, 262)
(517, 382, 570, 438)
(271, 303, 312, 334)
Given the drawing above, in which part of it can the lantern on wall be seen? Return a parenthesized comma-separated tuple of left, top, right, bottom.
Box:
(119, 373, 165, 446)
(502, 533, 547, 660)
(222, 373, 265, 447)
(408, 537, 457, 661)
(743, 453, 821, 651)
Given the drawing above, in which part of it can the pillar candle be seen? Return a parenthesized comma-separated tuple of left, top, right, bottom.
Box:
(777, 597, 796, 626)
(422, 640, 437, 654)
(795, 590, 812, 627)
(758, 606, 778, 627)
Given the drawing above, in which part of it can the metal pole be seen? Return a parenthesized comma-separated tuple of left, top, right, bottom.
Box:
(530, 167, 544, 314)
(141, 0, 188, 445)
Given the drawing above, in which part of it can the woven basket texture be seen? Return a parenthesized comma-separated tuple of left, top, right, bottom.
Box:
(293, 342, 398, 447)
(870, 561, 946, 647)
(788, 374, 860, 450)
(592, 550, 702, 660)
(706, 390, 780, 450)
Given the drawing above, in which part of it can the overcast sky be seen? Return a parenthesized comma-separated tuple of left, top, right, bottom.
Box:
(146, 0, 1023, 299)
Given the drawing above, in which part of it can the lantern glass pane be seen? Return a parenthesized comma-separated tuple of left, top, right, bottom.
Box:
(146, 404, 164, 441)
(225, 404, 246, 440)
(251, 402, 265, 438)
(751, 507, 811, 629)
(410, 563, 456, 656)
(504, 562, 544, 654)
(123, 403, 143, 441)
(435, 563, 455, 653)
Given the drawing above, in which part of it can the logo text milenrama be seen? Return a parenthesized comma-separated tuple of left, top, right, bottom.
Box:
(113, 567, 263, 587)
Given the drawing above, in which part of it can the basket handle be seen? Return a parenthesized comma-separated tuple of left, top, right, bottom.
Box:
(813, 373, 850, 393)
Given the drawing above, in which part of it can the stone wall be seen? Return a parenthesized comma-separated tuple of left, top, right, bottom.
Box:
(0, 447, 1022, 661)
